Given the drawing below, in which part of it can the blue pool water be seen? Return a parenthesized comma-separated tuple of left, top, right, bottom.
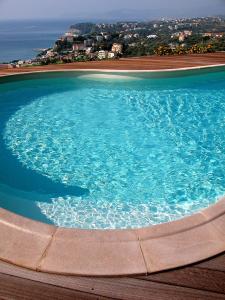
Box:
(0, 69, 225, 229)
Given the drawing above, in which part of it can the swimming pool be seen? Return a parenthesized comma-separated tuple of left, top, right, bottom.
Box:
(1, 68, 225, 229)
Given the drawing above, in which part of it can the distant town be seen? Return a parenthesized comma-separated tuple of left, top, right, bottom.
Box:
(5, 16, 225, 68)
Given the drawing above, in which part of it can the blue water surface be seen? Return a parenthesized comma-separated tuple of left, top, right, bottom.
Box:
(0, 69, 225, 229)
(0, 20, 73, 62)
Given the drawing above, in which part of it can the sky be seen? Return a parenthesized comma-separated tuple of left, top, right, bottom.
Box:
(0, 0, 225, 21)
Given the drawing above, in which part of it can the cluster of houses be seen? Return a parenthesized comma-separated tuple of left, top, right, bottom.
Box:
(170, 30, 224, 42)
(4, 17, 224, 68)
(39, 29, 123, 62)
(67, 39, 123, 60)
(202, 32, 224, 38)
(171, 30, 193, 42)
(7, 40, 123, 68)
(10, 28, 124, 67)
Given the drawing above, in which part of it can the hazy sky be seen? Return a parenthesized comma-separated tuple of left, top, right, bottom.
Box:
(0, 0, 225, 20)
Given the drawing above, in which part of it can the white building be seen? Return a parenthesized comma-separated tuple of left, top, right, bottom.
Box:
(147, 35, 158, 39)
(98, 50, 108, 59)
(108, 52, 115, 59)
(17, 60, 25, 66)
(85, 47, 93, 55)
(46, 50, 55, 57)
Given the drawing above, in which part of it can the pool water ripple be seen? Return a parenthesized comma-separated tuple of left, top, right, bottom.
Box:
(1, 72, 225, 229)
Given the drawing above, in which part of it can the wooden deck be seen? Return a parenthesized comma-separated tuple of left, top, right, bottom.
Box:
(0, 53, 225, 75)
(1, 252, 225, 299)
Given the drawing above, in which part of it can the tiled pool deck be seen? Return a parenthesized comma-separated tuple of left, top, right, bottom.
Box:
(1, 53, 225, 277)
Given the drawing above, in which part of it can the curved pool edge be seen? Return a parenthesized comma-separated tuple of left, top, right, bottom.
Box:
(0, 196, 225, 277)
(1, 62, 225, 79)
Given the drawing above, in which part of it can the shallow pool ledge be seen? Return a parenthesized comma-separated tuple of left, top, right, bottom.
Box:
(0, 197, 225, 276)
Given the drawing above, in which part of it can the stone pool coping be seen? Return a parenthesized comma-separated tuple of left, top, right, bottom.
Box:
(1, 66, 225, 276)
(1, 197, 225, 276)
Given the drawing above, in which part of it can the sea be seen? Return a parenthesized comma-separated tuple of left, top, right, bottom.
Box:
(0, 19, 76, 63)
